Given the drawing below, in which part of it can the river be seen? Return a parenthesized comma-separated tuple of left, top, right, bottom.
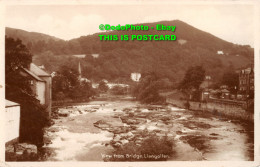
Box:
(40, 97, 254, 161)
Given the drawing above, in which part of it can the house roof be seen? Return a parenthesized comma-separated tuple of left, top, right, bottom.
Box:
(22, 68, 44, 82)
(239, 66, 254, 75)
(221, 89, 230, 93)
(30, 63, 51, 77)
(6, 99, 20, 107)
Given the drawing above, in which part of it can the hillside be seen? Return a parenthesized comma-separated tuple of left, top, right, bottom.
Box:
(6, 27, 66, 54)
(5, 20, 254, 84)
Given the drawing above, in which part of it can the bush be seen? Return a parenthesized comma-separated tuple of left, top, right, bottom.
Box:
(55, 92, 66, 100)
(110, 86, 127, 95)
(184, 101, 190, 109)
(132, 73, 167, 104)
(98, 80, 109, 92)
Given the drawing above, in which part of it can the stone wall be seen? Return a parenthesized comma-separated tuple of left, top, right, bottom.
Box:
(166, 98, 253, 122)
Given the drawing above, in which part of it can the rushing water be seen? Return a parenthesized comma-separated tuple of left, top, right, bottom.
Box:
(41, 99, 254, 161)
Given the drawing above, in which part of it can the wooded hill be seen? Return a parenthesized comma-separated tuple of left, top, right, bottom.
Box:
(6, 20, 254, 84)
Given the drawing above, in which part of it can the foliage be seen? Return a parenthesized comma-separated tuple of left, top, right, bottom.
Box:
(192, 89, 202, 102)
(178, 66, 205, 99)
(98, 80, 109, 92)
(179, 66, 206, 90)
(184, 101, 190, 109)
(52, 65, 96, 100)
(5, 36, 49, 147)
(69, 81, 96, 100)
(221, 71, 239, 91)
(52, 65, 78, 99)
(132, 73, 165, 104)
(110, 85, 128, 95)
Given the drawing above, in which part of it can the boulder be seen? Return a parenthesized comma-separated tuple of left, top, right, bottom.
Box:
(113, 135, 121, 142)
(5, 143, 38, 161)
(16, 143, 37, 154)
(58, 113, 69, 117)
(48, 127, 60, 133)
(93, 120, 111, 130)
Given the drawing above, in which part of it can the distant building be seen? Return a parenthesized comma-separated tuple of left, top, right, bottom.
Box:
(217, 51, 224, 55)
(239, 66, 254, 96)
(220, 89, 230, 99)
(80, 78, 91, 83)
(92, 83, 99, 89)
(5, 99, 20, 144)
(131, 73, 141, 82)
(201, 90, 210, 101)
(107, 83, 129, 89)
(72, 54, 99, 59)
(102, 79, 108, 83)
(200, 75, 213, 89)
(178, 39, 187, 45)
(91, 54, 99, 58)
(220, 85, 228, 89)
(20, 63, 52, 115)
(72, 54, 86, 58)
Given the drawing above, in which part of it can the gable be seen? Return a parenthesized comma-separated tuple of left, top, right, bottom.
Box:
(30, 63, 51, 77)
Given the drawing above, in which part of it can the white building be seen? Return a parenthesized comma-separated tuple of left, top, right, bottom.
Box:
(20, 63, 52, 115)
(107, 83, 129, 89)
(131, 73, 141, 82)
(72, 54, 86, 58)
(5, 100, 20, 144)
(91, 54, 99, 58)
(217, 50, 224, 55)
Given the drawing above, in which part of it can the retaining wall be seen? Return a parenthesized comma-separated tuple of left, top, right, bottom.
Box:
(166, 98, 253, 122)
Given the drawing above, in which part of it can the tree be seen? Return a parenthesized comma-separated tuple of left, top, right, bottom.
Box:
(52, 65, 96, 101)
(5, 36, 49, 147)
(132, 72, 165, 104)
(52, 65, 79, 100)
(6, 37, 32, 73)
(98, 80, 109, 92)
(69, 81, 95, 100)
(110, 85, 127, 95)
(221, 71, 239, 92)
(179, 66, 205, 99)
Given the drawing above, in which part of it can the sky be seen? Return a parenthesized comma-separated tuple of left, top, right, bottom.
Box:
(5, 3, 256, 46)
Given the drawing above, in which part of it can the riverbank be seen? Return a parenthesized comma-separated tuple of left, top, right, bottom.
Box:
(52, 95, 134, 110)
(166, 98, 254, 122)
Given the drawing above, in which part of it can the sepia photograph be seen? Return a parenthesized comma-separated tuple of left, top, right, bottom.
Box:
(0, 0, 259, 166)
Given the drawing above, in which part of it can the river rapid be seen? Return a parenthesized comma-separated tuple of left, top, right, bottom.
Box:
(40, 98, 254, 161)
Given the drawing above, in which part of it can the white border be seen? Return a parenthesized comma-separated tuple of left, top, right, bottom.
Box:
(0, 0, 259, 167)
